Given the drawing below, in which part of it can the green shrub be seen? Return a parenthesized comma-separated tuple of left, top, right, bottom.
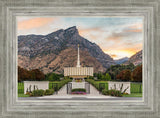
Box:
(30, 89, 44, 97)
(85, 79, 108, 91)
(44, 89, 54, 95)
(72, 88, 86, 92)
(102, 89, 122, 97)
(102, 89, 109, 95)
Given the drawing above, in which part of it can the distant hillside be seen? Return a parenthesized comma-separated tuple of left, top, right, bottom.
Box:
(18, 26, 115, 74)
(125, 50, 142, 66)
(115, 57, 129, 64)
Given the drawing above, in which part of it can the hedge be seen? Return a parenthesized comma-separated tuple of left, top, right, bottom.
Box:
(30, 89, 45, 97)
(49, 79, 72, 90)
(44, 89, 54, 95)
(85, 79, 108, 91)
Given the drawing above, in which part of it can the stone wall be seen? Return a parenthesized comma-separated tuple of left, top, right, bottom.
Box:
(24, 81, 49, 94)
(108, 81, 130, 94)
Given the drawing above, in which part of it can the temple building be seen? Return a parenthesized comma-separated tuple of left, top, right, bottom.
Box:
(64, 45, 93, 81)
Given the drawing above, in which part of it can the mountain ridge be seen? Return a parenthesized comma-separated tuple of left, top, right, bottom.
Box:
(124, 50, 142, 65)
(18, 26, 115, 74)
(115, 57, 129, 64)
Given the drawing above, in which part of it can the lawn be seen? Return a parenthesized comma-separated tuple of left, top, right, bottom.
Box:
(18, 94, 30, 97)
(122, 93, 142, 97)
(131, 83, 142, 93)
(18, 82, 29, 97)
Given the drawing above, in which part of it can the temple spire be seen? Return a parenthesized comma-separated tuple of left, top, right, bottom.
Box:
(76, 44, 81, 67)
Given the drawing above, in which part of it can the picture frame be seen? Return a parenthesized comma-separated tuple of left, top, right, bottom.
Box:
(0, 0, 159, 118)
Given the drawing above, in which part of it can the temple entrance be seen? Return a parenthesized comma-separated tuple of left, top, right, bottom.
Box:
(73, 78, 85, 82)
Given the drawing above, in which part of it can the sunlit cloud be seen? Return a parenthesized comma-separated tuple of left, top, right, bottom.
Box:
(104, 48, 141, 60)
(18, 17, 55, 30)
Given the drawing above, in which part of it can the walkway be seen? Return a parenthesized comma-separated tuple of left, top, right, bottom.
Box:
(36, 82, 116, 99)
(57, 82, 100, 96)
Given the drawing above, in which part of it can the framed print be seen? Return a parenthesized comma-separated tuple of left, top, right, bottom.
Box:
(0, 0, 159, 118)
(17, 16, 143, 101)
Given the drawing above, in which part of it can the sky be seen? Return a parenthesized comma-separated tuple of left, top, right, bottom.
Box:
(17, 16, 143, 60)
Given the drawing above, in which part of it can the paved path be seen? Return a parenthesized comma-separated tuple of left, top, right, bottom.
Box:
(57, 82, 101, 96)
(36, 82, 116, 99)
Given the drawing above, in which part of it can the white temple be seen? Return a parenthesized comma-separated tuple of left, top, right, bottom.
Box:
(64, 45, 93, 81)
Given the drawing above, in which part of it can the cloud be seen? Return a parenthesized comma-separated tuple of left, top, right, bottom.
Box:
(101, 23, 143, 59)
(110, 54, 118, 58)
(128, 23, 143, 29)
(18, 17, 55, 30)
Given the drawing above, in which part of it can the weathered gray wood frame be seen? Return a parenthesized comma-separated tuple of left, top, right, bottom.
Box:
(0, 0, 159, 118)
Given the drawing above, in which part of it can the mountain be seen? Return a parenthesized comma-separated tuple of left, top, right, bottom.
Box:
(125, 50, 142, 66)
(115, 57, 129, 64)
(18, 26, 115, 74)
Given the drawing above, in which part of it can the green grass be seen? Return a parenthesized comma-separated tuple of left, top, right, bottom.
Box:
(122, 93, 142, 97)
(18, 82, 24, 94)
(18, 94, 30, 97)
(131, 83, 142, 93)
(18, 83, 29, 97)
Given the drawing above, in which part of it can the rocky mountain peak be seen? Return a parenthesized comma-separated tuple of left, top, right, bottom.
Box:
(64, 26, 79, 36)
(18, 26, 115, 74)
(124, 50, 142, 66)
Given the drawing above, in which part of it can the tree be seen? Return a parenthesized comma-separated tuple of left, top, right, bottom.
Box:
(131, 65, 142, 82)
(48, 73, 60, 81)
(97, 73, 103, 80)
(18, 66, 45, 82)
(105, 64, 135, 80)
(123, 69, 131, 81)
(18, 66, 30, 82)
(116, 69, 131, 81)
(105, 73, 111, 81)
(31, 69, 45, 81)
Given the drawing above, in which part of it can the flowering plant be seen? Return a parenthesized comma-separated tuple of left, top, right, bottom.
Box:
(71, 91, 86, 95)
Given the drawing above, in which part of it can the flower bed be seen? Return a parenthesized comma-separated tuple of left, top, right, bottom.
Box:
(71, 91, 86, 95)
(71, 88, 86, 95)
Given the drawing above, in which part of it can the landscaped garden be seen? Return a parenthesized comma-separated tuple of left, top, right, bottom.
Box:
(86, 79, 142, 97)
(18, 63, 143, 98)
(18, 79, 71, 97)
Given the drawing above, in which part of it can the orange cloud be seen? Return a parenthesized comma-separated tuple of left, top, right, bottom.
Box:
(110, 54, 118, 58)
(79, 27, 107, 36)
(104, 44, 142, 59)
(125, 29, 142, 32)
(125, 23, 143, 32)
(107, 36, 121, 41)
(128, 23, 143, 29)
(18, 17, 54, 30)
